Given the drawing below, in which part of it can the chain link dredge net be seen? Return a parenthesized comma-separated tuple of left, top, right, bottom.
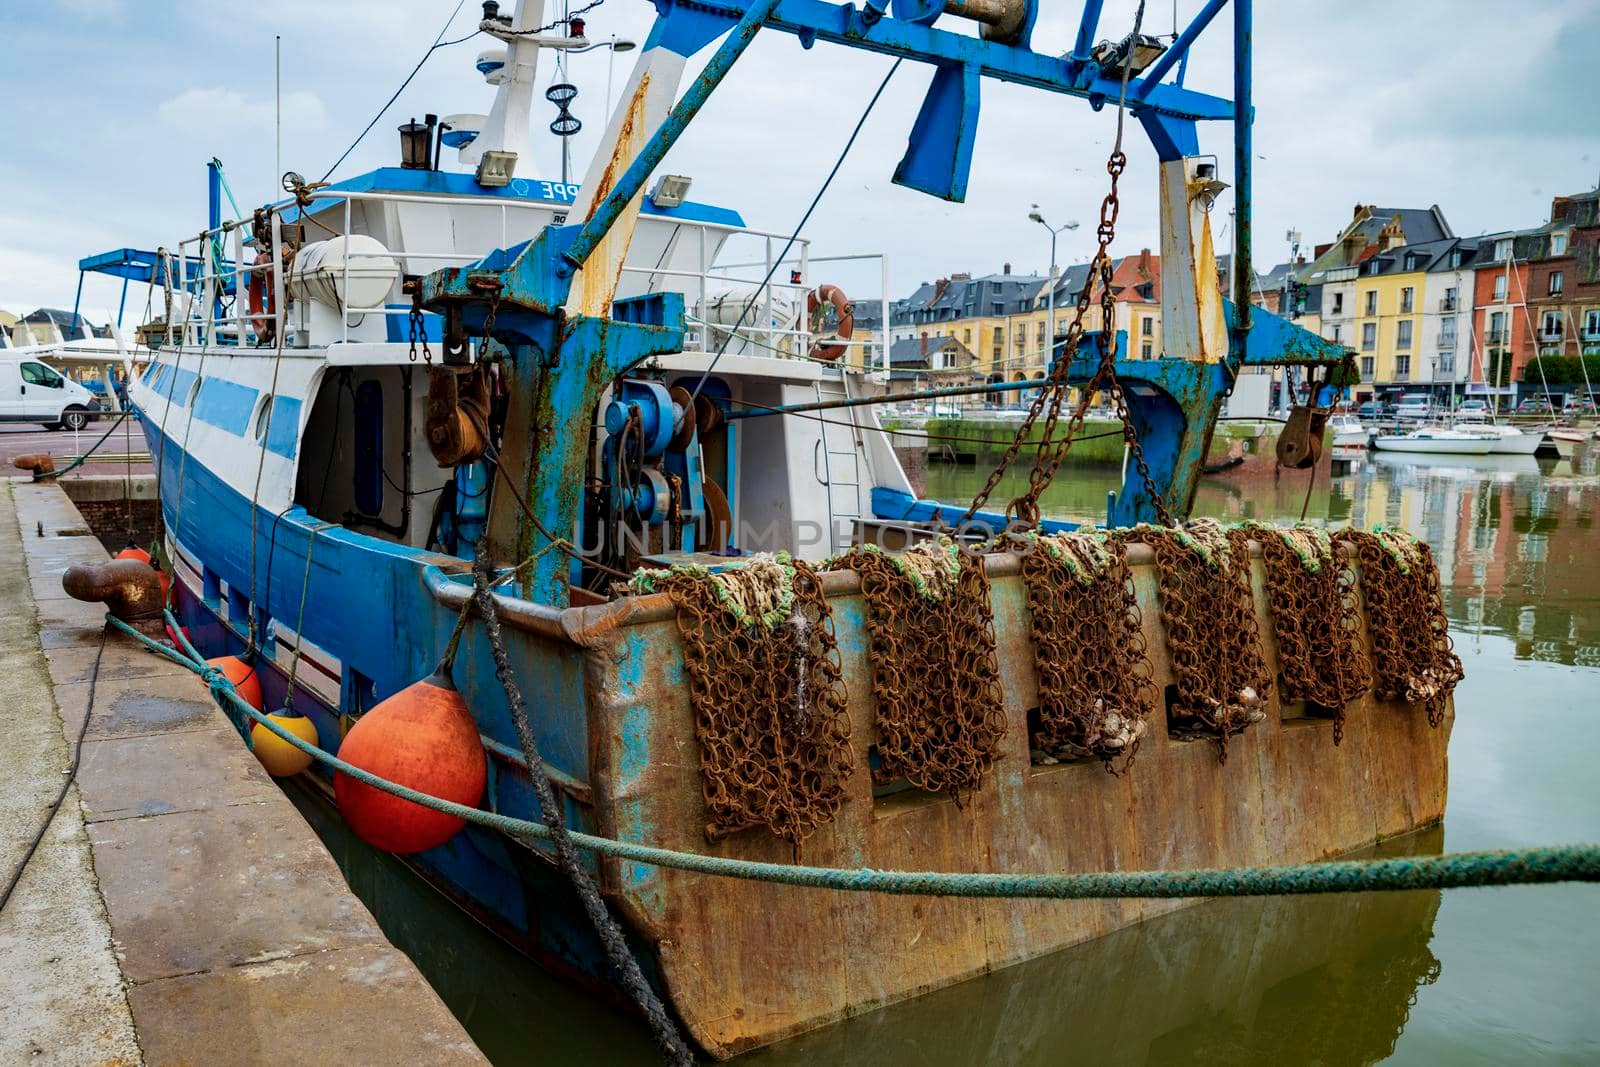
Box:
(830, 539, 1009, 802)
(1331, 529, 1462, 728)
(1115, 520, 1271, 761)
(1016, 531, 1155, 772)
(628, 554, 853, 846)
(1241, 522, 1373, 744)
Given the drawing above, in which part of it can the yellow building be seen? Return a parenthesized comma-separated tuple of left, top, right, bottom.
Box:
(1350, 263, 1428, 386)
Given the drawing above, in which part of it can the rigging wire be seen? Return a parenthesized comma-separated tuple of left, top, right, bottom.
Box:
(682, 57, 903, 411)
(318, 0, 479, 182)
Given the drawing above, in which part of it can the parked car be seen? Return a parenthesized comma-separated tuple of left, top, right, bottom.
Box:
(0, 356, 100, 430)
(1515, 396, 1555, 415)
(1356, 400, 1386, 420)
(1455, 399, 1491, 420)
(1563, 395, 1597, 416)
(1394, 393, 1435, 420)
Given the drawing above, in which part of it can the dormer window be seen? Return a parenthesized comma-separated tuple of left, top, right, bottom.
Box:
(1552, 233, 1568, 255)
(1494, 238, 1513, 261)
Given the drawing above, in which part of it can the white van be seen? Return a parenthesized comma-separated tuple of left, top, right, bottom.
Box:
(0, 356, 100, 430)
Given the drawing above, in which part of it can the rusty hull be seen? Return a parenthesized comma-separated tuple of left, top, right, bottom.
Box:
(558, 548, 1453, 1058)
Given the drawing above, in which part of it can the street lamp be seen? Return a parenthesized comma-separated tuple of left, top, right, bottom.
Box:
(574, 36, 638, 118)
(1030, 206, 1079, 376)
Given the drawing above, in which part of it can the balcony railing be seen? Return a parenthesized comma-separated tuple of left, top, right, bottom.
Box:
(1439, 297, 1457, 311)
(1486, 330, 1508, 345)
(1437, 333, 1457, 348)
(1540, 328, 1565, 342)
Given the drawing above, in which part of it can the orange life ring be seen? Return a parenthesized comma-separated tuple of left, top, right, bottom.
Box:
(248, 250, 276, 344)
(806, 283, 854, 362)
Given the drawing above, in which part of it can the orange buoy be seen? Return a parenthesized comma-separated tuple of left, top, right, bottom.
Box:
(333, 672, 486, 854)
(252, 711, 320, 777)
(116, 545, 152, 564)
(208, 656, 263, 711)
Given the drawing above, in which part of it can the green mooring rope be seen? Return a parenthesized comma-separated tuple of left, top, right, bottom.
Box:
(32, 408, 134, 481)
(107, 611, 1600, 901)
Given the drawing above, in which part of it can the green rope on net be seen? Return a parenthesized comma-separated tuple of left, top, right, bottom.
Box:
(105, 610, 1600, 901)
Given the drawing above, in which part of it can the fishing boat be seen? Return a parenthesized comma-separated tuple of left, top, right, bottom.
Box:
(1372, 428, 1494, 455)
(92, 1, 1460, 1057)
(1328, 412, 1369, 448)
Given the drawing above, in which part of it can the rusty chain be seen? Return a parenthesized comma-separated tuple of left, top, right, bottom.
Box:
(1332, 529, 1462, 728)
(832, 541, 1007, 802)
(1243, 522, 1372, 744)
(1115, 520, 1269, 762)
(637, 556, 853, 847)
(962, 0, 1169, 530)
(1017, 532, 1156, 773)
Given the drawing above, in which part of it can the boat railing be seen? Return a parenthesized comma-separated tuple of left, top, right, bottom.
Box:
(155, 190, 890, 377)
(649, 243, 891, 377)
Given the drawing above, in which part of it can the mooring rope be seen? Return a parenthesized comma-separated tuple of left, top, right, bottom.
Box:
(31, 408, 134, 482)
(106, 610, 1600, 901)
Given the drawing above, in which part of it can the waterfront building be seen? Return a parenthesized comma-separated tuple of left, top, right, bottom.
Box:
(1469, 230, 1531, 399)
(1518, 189, 1600, 400)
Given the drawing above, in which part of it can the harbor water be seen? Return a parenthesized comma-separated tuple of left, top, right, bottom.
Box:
(298, 447, 1600, 1065)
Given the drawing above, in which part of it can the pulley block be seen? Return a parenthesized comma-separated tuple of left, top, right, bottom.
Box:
(1274, 404, 1326, 470)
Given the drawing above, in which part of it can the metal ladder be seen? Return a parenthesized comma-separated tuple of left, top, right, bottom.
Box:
(812, 375, 867, 553)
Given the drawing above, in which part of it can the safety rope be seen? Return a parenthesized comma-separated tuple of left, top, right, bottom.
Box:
(103, 609, 1600, 901)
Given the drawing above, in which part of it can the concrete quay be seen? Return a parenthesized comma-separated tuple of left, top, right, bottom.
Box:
(0, 478, 487, 1066)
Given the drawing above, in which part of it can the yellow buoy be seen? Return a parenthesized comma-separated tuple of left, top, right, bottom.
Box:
(251, 712, 320, 777)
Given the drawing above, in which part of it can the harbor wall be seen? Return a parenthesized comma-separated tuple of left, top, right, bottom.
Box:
(2, 478, 486, 1066)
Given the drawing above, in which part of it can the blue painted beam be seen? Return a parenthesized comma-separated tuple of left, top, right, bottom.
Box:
(1072, 0, 1105, 63)
(1132, 0, 1229, 101)
(669, 0, 1235, 122)
(563, 0, 781, 272)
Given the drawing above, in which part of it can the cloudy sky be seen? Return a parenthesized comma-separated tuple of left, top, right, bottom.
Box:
(2, 0, 1597, 321)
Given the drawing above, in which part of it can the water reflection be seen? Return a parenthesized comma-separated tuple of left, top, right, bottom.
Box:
(744, 833, 1443, 1067)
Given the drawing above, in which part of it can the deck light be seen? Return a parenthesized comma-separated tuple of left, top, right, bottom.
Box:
(475, 150, 517, 187)
(648, 174, 692, 209)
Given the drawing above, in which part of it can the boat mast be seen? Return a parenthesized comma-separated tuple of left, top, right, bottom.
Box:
(461, 0, 550, 179)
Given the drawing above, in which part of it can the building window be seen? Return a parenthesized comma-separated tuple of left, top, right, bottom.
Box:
(1395, 354, 1411, 378)
(1439, 353, 1455, 375)
(1140, 315, 1153, 337)
(1331, 292, 1344, 315)
(1493, 274, 1507, 301)
(1360, 355, 1375, 377)
(1364, 290, 1377, 315)
(993, 346, 1002, 362)
(1488, 310, 1507, 343)
(963, 328, 972, 345)
(1361, 323, 1376, 351)
(1550, 271, 1564, 295)
(1585, 309, 1600, 340)
(1400, 287, 1414, 313)
(1442, 286, 1457, 311)
(991, 302, 1004, 316)
(1494, 238, 1513, 261)
(1331, 324, 1343, 343)
(992, 326, 1003, 344)
(1396, 320, 1413, 349)
(1552, 233, 1568, 255)
(1440, 318, 1457, 348)
(1541, 310, 1563, 340)
(1140, 342, 1152, 358)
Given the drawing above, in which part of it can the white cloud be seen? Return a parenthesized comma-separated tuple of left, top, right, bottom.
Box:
(157, 87, 329, 133)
